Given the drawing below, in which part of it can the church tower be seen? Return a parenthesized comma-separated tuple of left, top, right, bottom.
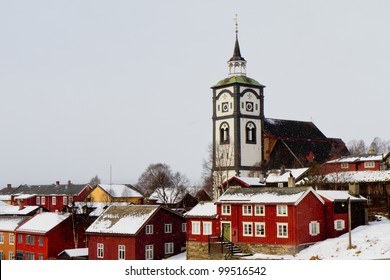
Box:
(211, 27, 265, 197)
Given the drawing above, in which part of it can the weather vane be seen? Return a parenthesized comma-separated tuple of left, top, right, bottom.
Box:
(234, 14, 238, 36)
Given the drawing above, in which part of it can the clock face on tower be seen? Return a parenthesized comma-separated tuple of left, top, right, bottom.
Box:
(222, 102, 229, 112)
(246, 101, 254, 112)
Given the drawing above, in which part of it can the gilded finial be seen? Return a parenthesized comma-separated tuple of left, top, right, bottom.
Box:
(234, 14, 238, 36)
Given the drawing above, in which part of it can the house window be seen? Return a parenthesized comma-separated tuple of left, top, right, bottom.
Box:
(341, 163, 349, 169)
(364, 161, 375, 168)
(164, 223, 172, 233)
(242, 205, 252, 216)
(182, 223, 187, 232)
(203, 222, 212, 235)
(277, 223, 288, 238)
(222, 204, 231, 215)
(245, 122, 257, 144)
(255, 205, 265, 216)
(41, 196, 45, 205)
(97, 243, 104, 258)
(18, 234, 23, 244)
(0, 251, 4, 260)
(164, 242, 174, 254)
(9, 234, 15, 245)
(277, 183, 284, 188)
(63, 196, 67, 205)
(334, 219, 345, 231)
(118, 245, 125, 260)
(25, 252, 35, 260)
(145, 225, 153, 235)
(36, 196, 40, 205)
(220, 122, 230, 144)
(145, 245, 154, 260)
(309, 221, 320, 236)
(191, 221, 200, 235)
(276, 205, 288, 216)
(243, 222, 253, 236)
(52, 196, 56, 205)
(38, 236, 44, 246)
(367, 196, 373, 205)
(255, 223, 265, 237)
(0, 233, 3, 244)
(38, 254, 44, 260)
(26, 235, 35, 245)
(9, 251, 15, 260)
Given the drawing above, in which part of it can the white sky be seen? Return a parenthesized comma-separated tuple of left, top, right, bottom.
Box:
(1, 0, 390, 188)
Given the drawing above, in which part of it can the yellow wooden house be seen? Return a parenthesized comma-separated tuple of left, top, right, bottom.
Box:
(85, 184, 144, 205)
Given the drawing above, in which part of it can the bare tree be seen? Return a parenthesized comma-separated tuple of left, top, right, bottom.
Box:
(347, 139, 367, 155)
(89, 175, 101, 187)
(213, 143, 234, 197)
(200, 143, 213, 195)
(369, 137, 390, 154)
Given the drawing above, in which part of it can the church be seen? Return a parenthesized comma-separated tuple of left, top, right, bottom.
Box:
(211, 31, 349, 196)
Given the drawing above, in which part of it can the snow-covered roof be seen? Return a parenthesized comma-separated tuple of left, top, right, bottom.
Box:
(185, 202, 217, 217)
(266, 168, 309, 183)
(0, 205, 40, 215)
(323, 171, 390, 183)
(86, 205, 159, 235)
(326, 154, 385, 164)
(17, 212, 71, 233)
(0, 216, 28, 231)
(73, 201, 130, 217)
(14, 194, 36, 199)
(97, 184, 143, 198)
(58, 248, 88, 258)
(0, 195, 11, 202)
(317, 190, 366, 202)
(217, 187, 324, 205)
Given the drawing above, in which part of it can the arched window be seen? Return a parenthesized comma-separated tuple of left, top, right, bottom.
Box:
(246, 122, 256, 144)
(220, 122, 230, 144)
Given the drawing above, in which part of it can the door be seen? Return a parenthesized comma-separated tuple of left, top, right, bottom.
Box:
(221, 222, 231, 241)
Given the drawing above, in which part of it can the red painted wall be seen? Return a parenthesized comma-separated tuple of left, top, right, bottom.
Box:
(186, 217, 220, 242)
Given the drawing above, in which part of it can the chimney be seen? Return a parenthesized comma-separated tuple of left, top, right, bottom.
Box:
(55, 181, 60, 186)
(288, 176, 296, 188)
(349, 183, 360, 197)
(7, 183, 12, 189)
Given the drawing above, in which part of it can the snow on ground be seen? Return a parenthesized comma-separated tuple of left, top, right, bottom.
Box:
(167, 217, 390, 260)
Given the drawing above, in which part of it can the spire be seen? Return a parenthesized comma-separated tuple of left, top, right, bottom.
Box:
(228, 14, 247, 77)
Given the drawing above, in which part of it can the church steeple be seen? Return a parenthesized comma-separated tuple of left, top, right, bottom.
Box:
(228, 16, 247, 77)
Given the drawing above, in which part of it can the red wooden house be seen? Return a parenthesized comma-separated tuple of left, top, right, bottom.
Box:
(86, 205, 186, 260)
(15, 212, 86, 260)
(317, 190, 367, 238)
(213, 187, 326, 256)
(321, 153, 390, 175)
(11, 181, 93, 212)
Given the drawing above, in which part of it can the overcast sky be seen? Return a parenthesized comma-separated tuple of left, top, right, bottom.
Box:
(1, 0, 389, 188)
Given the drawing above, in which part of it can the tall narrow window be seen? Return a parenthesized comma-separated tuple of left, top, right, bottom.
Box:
(246, 122, 256, 144)
(52, 196, 56, 205)
(97, 243, 104, 258)
(118, 245, 125, 260)
(220, 122, 230, 144)
(145, 245, 154, 260)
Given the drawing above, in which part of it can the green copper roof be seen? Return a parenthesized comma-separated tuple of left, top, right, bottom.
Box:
(213, 76, 263, 88)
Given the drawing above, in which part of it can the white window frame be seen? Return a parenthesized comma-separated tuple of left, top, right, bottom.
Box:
(164, 223, 172, 233)
(334, 219, 345, 231)
(36, 196, 40, 205)
(191, 221, 200, 235)
(41, 196, 45, 205)
(97, 243, 104, 259)
(182, 223, 187, 232)
(26, 235, 35, 245)
(164, 242, 174, 254)
(341, 163, 349, 169)
(9, 234, 14, 245)
(255, 205, 265, 216)
(277, 223, 288, 238)
(309, 221, 320, 236)
(364, 161, 375, 168)
(25, 252, 35, 260)
(222, 204, 231, 215)
(38, 236, 44, 246)
(63, 196, 67, 205)
(276, 205, 288, 216)
(0, 233, 4, 244)
(243, 222, 253, 236)
(9, 251, 15, 260)
(18, 234, 22, 244)
(277, 182, 284, 188)
(145, 224, 153, 235)
(242, 205, 252, 216)
(255, 222, 266, 237)
(52, 196, 56, 205)
(145, 245, 154, 260)
(38, 253, 44, 260)
(202, 222, 212, 235)
(118, 245, 125, 260)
